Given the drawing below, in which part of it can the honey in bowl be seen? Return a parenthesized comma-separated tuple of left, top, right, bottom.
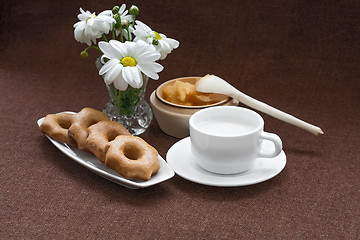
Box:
(156, 77, 230, 108)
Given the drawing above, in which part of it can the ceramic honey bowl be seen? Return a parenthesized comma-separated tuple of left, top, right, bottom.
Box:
(150, 76, 237, 138)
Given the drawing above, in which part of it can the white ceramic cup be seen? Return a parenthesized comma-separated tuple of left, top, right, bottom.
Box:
(189, 106, 283, 174)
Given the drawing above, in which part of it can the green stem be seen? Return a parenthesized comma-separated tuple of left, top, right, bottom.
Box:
(84, 46, 103, 54)
(126, 26, 130, 40)
(109, 83, 142, 115)
(112, 23, 115, 40)
(102, 34, 108, 42)
(119, 23, 123, 42)
(131, 15, 136, 28)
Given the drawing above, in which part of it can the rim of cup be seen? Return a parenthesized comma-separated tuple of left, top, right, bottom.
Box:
(189, 106, 264, 137)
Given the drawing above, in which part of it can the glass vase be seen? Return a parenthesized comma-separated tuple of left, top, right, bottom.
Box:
(96, 58, 153, 135)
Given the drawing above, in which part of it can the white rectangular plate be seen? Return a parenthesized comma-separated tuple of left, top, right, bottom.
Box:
(37, 112, 174, 189)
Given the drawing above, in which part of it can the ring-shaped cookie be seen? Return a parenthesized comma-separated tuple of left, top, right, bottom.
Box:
(68, 107, 109, 151)
(86, 121, 131, 163)
(40, 112, 75, 144)
(105, 135, 160, 181)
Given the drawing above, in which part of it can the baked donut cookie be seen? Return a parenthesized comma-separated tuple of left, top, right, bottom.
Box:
(105, 135, 160, 181)
(40, 112, 75, 144)
(86, 121, 131, 163)
(68, 107, 109, 151)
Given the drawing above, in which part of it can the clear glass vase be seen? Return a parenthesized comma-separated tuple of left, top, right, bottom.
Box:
(96, 58, 153, 135)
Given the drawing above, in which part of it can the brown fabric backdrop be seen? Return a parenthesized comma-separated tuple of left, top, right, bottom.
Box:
(1, 0, 359, 239)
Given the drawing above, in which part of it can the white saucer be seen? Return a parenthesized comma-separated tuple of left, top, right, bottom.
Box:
(166, 137, 286, 187)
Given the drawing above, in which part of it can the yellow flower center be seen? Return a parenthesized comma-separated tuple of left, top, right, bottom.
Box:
(86, 15, 96, 24)
(154, 32, 162, 40)
(121, 57, 137, 67)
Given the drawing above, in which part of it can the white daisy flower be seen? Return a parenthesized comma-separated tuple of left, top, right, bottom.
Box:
(114, 4, 134, 40)
(101, 4, 134, 40)
(133, 20, 179, 60)
(121, 25, 134, 41)
(73, 8, 116, 46)
(98, 40, 164, 91)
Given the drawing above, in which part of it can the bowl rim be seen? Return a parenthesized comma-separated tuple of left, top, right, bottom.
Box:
(155, 76, 231, 109)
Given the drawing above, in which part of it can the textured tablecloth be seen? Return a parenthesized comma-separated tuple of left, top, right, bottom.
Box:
(1, 0, 359, 239)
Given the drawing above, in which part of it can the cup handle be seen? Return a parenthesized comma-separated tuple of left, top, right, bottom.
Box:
(257, 132, 283, 158)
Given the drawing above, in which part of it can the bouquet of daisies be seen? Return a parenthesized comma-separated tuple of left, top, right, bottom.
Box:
(73, 4, 179, 91)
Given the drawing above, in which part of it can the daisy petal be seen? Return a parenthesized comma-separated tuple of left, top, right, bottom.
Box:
(113, 74, 128, 91)
(150, 62, 164, 72)
(122, 67, 137, 88)
(104, 63, 122, 84)
(132, 41, 152, 59)
(137, 63, 163, 80)
(99, 42, 120, 59)
(99, 58, 119, 75)
(119, 4, 126, 14)
(109, 40, 128, 57)
(165, 38, 180, 49)
(159, 40, 171, 53)
(135, 20, 153, 32)
(137, 51, 161, 63)
(133, 30, 149, 38)
(129, 67, 143, 88)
